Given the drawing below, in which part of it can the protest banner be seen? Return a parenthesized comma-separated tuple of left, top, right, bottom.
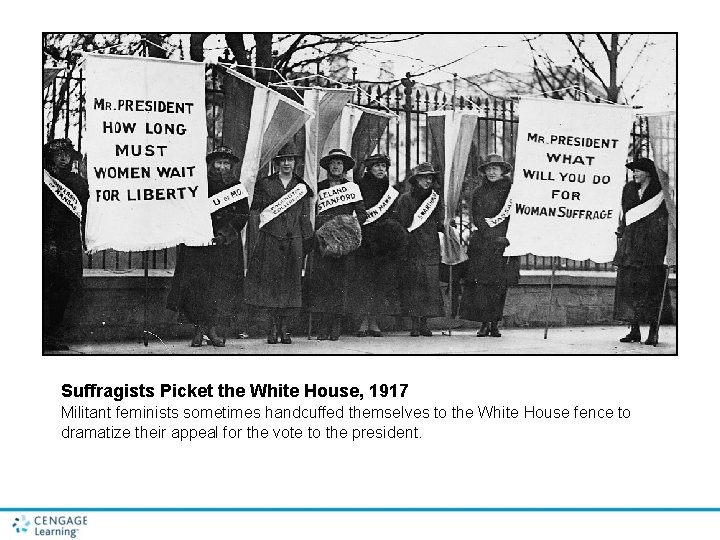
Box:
(505, 98, 634, 262)
(84, 54, 213, 252)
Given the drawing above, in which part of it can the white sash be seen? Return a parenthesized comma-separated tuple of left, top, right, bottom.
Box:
(209, 183, 248, 214)
(485, 197, 513, 228)
(43, 169, 82, 220)
(408, 190, 439, 232)
(625, 191, 664, 226)
(259, 183, 308, 228)
(317, 182, 362, 214)
(363, 186, 399, 225)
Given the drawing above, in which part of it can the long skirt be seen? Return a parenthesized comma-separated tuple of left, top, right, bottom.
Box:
(167, 243, 243, 328)
(614, 265, 673, 324)
(460, 282, 509, 322)
(308, 250, 354, 315)
(400, 259, 444, 318)
(348, 253, 401, 316)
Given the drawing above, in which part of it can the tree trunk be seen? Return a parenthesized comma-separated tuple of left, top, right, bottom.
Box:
(190, 33, 211, 62)
(141, 34, 167, 59)
(253, 33, 273, 85)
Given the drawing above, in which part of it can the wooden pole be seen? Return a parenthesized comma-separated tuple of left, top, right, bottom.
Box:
(143, 251, 149, 347)
(654, 266, 672, 347)
(543, 256, 557, 339)
(448, 264, 453, 336)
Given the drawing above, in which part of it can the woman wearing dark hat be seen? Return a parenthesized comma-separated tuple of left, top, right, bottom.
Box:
(613, 157, 672, 345)
(460, 154, 520, 337)
(168, 146, 250, 347)
(397, 162, 445, 337)
(309, 149, 368, 341)
(43, 138, 89, 351)
(244, 142, 314, 344)
(349, 154, 405, 337)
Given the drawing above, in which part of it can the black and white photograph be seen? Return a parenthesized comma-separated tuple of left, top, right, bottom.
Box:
(41, 33, 677, 355)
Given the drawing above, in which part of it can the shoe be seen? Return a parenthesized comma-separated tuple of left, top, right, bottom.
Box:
(267, 318, 278, 344)
(489, 322, 502, 338)
(367, 329, 383, 337)
(329, 318, 341, 341)
(410, 317, 420, 337)
(419, 318, 433, 337)
(619, 324, 641, 343)
(645, 323, 659, 346)
(278, 318, 292, 344)
(356, 330, 368, 338)
(190, 327, 204, 347)
(476, 323, 489, 337)
(208, 327, 225, 347)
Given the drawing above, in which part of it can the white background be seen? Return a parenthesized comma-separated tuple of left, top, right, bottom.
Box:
(2, 6, 715, 539)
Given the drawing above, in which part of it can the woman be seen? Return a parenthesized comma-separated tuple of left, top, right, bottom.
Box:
(244, 143, 314, 345)
(613, 157, 671, 345)
(309, 149, 367, 341)
(167, 146, 250, 347)
(349, 154, 405, 337)
(459, 154, 520, 337)
(397, 162, 444, 337)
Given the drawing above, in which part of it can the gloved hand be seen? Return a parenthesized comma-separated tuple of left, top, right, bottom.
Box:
(215, 225, 238, 246)
(492, 236, 510, 247)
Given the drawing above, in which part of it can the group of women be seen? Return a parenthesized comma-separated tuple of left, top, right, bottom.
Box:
(167, 144, 671, 348)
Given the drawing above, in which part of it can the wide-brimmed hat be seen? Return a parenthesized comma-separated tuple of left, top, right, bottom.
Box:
(479, 154, 512, 175)
(319, 148, 355, 172)
(273, 141, 302, 161)
(625, 157, 657, 175)
(206, 146, 239, 164)
(408, 162, 439, 185)
(43, 138, 81, 160)
(364, 153, 391, 168)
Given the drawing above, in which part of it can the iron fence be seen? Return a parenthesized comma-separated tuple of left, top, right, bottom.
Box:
(43, 63, 650, 273)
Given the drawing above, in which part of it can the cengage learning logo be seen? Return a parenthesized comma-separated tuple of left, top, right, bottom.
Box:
(12, 515, 30, 533)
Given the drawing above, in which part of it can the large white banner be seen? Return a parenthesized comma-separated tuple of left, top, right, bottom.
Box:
(505, 98, 634, 262)
(84, 54, 214, 253)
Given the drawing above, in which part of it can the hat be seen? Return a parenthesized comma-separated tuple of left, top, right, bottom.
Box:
(319, 148, 355, 172)
(408, 162, 439, 185)
(364, 153, 391, 168)
(206, 146, 239, 164)
(625, 157, 657, 175)
(43, 138, 81, 160)
(273, 141, 302, 160)
(479, 154, 512, 175)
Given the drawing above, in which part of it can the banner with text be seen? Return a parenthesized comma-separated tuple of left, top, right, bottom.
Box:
(505, 98, 634, 262)
(84, 54, 213, 252)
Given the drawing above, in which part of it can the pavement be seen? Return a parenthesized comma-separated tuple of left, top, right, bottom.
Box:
(51, 325, 677, 355)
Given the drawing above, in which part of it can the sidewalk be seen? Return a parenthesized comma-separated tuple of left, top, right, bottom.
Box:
(52, 326, 677, 355)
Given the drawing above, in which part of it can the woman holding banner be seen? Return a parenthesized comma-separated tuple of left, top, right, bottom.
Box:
(309, 149, 367, 341)
(613, 157, 671, 345)
(244, 143, 314, 345)
(397, 162, 444, 337)
(459, 154, 520, 338)
(168, 147, 250, 347)
(349, 154, 406, 337)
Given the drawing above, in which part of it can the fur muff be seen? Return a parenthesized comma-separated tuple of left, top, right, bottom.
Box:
(316, 215, 362, 258)
(366, 219, 408, 256)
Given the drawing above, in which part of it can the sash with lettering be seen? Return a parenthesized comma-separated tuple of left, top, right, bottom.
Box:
(43, 169, 82, 220)
(259, 183, 308, 228)
(625, 191, 664, 226)
(363, 186, 399, 225)
(209, 182, 249, 213)
(317, 182, 362, 214)
(407, 190, 440, 232)
(485, 197, 513, 228)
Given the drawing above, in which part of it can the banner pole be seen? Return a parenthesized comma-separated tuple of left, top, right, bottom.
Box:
(143, 251, 149, 347)
(448, 264, 453, 337)
(654, 266, 672, 347)
(543, 256, 557, 340)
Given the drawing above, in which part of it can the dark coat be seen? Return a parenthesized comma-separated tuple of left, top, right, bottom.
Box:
(43, 167, 89, 294)
(348, 172, 403, 316)
(397, 185, 444, 317)
(309, 178, 367, 314)
(244, 173, 314, 312)
(613, 179, 672, 323)
(167, 172, 250, 327)
(465, 177, 521, 286)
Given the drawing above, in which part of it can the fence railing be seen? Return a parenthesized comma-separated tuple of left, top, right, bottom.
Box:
(43, 64, 650, 273)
